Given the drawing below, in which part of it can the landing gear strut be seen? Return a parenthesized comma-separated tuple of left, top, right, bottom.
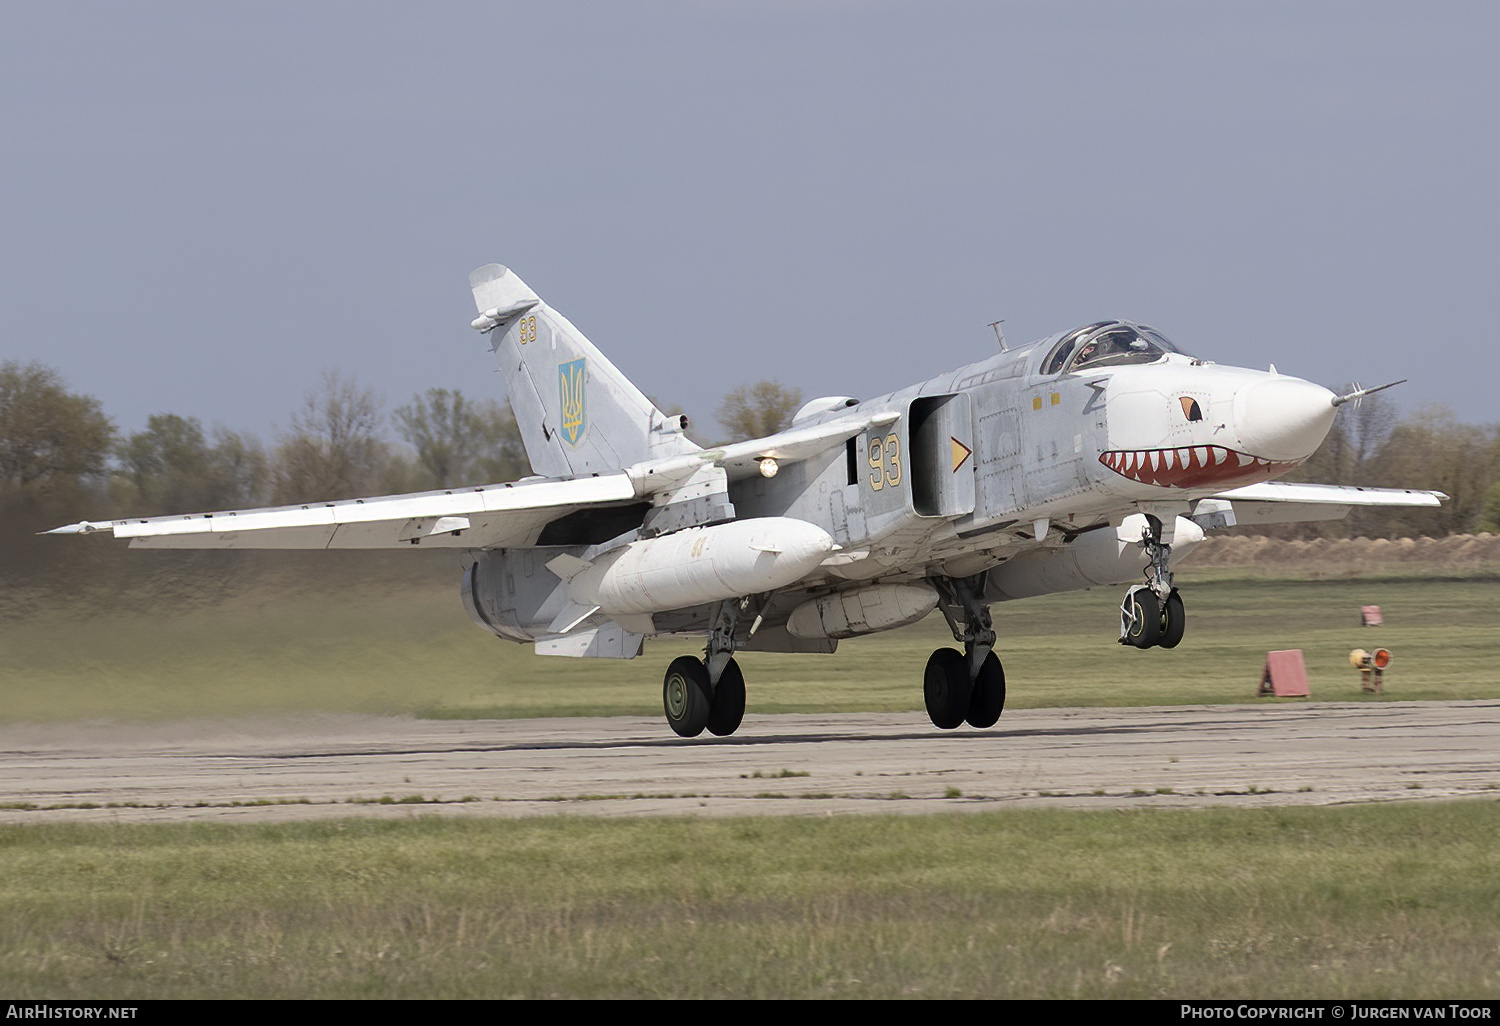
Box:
(925, 574, 1007, 730)
(1120, 514, 1187, 650)
(661, 599, 748, 738)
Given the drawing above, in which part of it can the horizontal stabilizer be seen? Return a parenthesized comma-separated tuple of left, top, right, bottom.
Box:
(534, 623, 644, 659)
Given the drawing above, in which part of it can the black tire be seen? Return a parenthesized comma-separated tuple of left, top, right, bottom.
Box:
(923, 648, 972, 730)
(706, 658, 746, 737)
(1125, 589, 1162, 649)
(1159, 590, 1186, 649)
(663, 656, 711, 738)
(965, 651, 1006, 728)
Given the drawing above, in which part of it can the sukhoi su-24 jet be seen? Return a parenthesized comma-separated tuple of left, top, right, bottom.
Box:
(53, 264, 1446, 737)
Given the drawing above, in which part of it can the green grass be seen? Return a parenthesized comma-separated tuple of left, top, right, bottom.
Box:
(5, 567, 1499, 999)
(1, 803, 1497, 998)
(3, 575, 1497, 722)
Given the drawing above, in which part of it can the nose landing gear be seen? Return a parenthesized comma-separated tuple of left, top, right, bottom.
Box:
(1120, 514, 1187, 650)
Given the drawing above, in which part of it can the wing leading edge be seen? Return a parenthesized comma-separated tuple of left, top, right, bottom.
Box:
(46, 474, 638, 550)
(1204, 481, 1447, 527)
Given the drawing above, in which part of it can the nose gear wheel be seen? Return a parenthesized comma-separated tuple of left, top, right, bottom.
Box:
(1121, 586, 1162, 649)
(1159, 590, 1186, 649)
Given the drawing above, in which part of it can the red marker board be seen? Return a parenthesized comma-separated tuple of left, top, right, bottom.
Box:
(1258, 649, 1310, 697)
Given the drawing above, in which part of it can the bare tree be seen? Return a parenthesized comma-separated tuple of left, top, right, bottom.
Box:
(1333, 388, 1400, 537)
(393, 388, 527, 489)
(272, 371, 387, 504)
(1366, 406, 1500, 537)
(1343, 389, 1399, 477)
(715, 380, 803, 442)
(115, 414, 268, 514)
(205, 428, 270, 509)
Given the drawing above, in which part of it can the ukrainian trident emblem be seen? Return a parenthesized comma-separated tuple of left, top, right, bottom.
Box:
(559, 358, 587, 446)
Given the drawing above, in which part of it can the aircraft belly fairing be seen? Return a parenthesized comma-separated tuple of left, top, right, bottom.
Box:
(51, 265, 1448, 738)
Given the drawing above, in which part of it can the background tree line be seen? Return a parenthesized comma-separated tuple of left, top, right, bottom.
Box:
(1280, 389, 1500, 538)
(4, 359, 1497, 567)
(0, 362, 803, 573)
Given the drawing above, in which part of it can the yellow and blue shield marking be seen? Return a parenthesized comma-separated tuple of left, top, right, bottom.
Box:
(559, 358, 586, 446)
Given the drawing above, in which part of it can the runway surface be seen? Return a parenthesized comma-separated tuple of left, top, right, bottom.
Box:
(3, 701, 1498, 823)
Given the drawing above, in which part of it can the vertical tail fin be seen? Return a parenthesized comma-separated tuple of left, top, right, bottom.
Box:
(469, 265, 698, 478)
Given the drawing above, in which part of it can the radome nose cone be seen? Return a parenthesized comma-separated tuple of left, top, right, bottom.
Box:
(1232, 376, 1338, 462)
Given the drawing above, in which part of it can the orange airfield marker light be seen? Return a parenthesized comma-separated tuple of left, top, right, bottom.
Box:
(1350, 648, 1392, 693)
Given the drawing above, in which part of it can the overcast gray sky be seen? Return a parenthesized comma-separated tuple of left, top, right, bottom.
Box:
(3, 1, 1496, 445)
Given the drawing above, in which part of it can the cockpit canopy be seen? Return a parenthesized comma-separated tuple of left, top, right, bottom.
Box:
(1042, 321, 1184, 376)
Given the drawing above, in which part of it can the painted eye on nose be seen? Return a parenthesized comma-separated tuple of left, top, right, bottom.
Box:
(1178, 397, 1203, 422)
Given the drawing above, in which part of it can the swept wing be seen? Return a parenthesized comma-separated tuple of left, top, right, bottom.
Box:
(46, 413, 897, 550)
(47, 474, 637, 550)
(1207, 481, 1446, 527)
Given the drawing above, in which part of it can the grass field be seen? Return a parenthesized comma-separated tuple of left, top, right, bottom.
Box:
(3, 572, 1497, 722)
(1, 803, 1497, 999)
(4, 567, 1498, 999)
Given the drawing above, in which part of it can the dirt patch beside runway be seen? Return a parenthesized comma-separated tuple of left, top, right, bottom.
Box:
(3, 702, 1497, 823)
(1186, 532, 1500, 577)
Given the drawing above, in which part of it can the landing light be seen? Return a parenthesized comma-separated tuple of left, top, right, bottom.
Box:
(758, 458, 779, 479)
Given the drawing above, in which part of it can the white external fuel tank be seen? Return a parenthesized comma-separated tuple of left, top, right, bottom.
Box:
(558, 518, 835, 615)
(786, 583, 940, 640)
(984, 514, 1205, 602)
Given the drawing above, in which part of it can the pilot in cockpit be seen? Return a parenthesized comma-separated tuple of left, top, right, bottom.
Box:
(1046, 322, 1180, 376)
(1073, 328, 1156, 370)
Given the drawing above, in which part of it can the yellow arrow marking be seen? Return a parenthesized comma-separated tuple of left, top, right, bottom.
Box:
(950, 437, 972, 473)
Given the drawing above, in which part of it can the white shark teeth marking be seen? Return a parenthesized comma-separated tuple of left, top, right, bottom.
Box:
(1100, 443, 1302, 489)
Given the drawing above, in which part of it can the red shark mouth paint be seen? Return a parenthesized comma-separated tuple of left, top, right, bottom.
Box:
(1099, 445, 1301, 488)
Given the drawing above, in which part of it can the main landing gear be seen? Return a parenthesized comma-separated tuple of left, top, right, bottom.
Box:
(662, 655, 745, 738)
(1120, 514, 1187, 650)
(662, 599, 748, 738)
(924, 575, 1007, 730)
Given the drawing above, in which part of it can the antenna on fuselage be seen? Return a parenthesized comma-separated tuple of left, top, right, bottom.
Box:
(989, 320, 1008, 352)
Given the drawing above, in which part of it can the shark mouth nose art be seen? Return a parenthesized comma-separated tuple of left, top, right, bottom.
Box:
(1099, 445, 1300, 488)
